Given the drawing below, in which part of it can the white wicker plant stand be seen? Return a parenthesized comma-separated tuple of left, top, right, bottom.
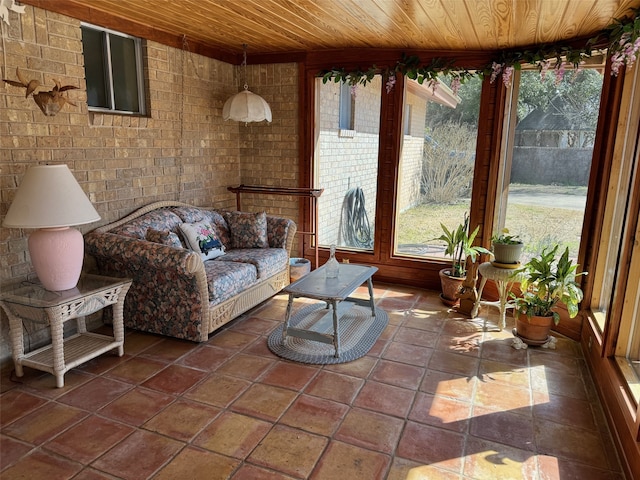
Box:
(470, 262, 524, 331)
(1, 274, 131, 388)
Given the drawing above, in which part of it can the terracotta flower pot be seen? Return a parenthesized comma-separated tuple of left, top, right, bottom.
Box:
(492, 242, 524, 265)
(514, 312, 553, 345)
(438, 268, 464, 307)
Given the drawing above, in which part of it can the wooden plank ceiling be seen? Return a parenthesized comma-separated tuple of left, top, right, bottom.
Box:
(23, 0, 640, 63)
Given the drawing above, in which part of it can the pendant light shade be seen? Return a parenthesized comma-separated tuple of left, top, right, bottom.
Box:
(223, 86, 272, 123)
(223, 44, 272, 124)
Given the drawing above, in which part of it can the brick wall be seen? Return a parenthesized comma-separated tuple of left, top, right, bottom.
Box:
(0, 5, 299, 366)
(232, 63, 301, 221)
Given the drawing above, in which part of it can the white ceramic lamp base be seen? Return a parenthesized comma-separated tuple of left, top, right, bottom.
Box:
(29, 227, 84, 291)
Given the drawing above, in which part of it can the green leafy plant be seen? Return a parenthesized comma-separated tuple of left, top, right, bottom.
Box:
(319, 8, 639, 91)
(434, 213, 490, 278)
(491, 228, 522, 245)
(511, 245, 586, 325)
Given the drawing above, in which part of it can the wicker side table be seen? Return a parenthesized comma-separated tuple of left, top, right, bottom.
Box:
(0, 274, 132, 388)
(470, 262, 523, 331)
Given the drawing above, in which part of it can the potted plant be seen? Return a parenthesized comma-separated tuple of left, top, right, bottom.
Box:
(491, 228, 524, 265)
(511, 245, 586, 345)
(434, 214, 490, 306)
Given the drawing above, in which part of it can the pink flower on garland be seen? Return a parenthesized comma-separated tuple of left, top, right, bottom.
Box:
(490, 62, 503, 83)
(385, 73, 396, 93)
(554, 62, 565, 85)
(502, 66, 515, 87)
(610, 33, 640, 75)
(539, 59, 552, 82)
(450, 76, 461, 96)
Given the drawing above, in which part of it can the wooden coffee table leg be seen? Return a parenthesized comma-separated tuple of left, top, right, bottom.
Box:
(367, 278, 376, 316)
(282, 294, 294, 341)
(331, 300, 340, 357)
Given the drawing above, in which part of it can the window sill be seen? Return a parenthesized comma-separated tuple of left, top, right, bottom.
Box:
(339, 129, 356, 138)
(614, 356, 640, 408)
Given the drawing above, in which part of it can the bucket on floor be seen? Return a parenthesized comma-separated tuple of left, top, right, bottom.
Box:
(289, 258, 311, 283)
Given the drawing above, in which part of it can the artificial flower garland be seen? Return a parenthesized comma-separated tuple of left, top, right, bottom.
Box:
(321, 7, 640, 95)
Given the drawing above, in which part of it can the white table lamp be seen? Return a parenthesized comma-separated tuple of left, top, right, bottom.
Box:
(3, 164, 101, 291)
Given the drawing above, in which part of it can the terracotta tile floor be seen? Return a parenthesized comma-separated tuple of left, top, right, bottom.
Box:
(0, 284, 625, 479)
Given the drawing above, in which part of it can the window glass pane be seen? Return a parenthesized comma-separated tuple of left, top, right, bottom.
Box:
(395, 74, 481, 258)
(339, 83, 354, 130)
(498, 68, 604, 263)
(81, 27, 109, 108)
(109, 34, 140, 113)
(616, 248, 640, 406)
(613, 169, 640, 405)
(611, 64, 640, 405)
(315, 76, 380, 250)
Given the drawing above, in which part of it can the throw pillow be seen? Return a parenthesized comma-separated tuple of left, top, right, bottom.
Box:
(224, 211, 269, 249)
(145, 228, 183, 249)
(179, 222, 226, 260)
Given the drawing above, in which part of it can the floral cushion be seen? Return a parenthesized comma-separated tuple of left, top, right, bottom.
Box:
(203, 260, 258, 304)
(179, 222, 226, 261)
(171, 207, 231, 247)
(145, 228, 183, 248)
(218, 248, 289, 279)
(267, 216, 291, 248)
(111, 210, 183, 239)
(224, 211, 269, 249)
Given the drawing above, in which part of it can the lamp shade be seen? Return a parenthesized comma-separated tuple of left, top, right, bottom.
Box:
(3, 164, 101, 291)
(222, 88, 272, 123)
(3, 164, 100, 228)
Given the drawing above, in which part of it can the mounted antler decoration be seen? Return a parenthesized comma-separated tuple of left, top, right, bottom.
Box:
(3, 67, 79, 116)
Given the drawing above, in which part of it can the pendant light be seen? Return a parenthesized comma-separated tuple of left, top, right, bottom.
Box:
(222, 44, 272, 124)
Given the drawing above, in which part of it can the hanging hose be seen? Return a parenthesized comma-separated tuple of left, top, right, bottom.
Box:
(338, 187, 373, 248)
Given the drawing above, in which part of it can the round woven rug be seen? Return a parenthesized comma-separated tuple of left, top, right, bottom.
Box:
(267, 303, 388, 364)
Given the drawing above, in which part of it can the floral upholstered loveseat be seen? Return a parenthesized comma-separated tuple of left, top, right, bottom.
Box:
(84, 201, 296, 342)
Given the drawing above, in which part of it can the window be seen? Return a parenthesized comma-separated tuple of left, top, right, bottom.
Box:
(338, 82, 355, 130)
(494, 67, 604, 263)
(404, 104, 412, 135)
(395, 75, 481, 258)
(614, 205, 640, 405)
(81, 23, 146, 114)
(597, 63, 640, 404)
(315, 76, 380, 250)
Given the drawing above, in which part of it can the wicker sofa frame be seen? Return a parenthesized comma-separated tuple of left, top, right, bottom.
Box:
(84, 201, 297, 342)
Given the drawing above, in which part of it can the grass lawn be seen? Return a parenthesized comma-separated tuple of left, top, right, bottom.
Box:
(397, 198, 584, 260)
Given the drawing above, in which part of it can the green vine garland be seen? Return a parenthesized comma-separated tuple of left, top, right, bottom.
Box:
(321, 7, 640, 93)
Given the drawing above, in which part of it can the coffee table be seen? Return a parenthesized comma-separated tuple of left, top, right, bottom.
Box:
(282, 263, 378, 357)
